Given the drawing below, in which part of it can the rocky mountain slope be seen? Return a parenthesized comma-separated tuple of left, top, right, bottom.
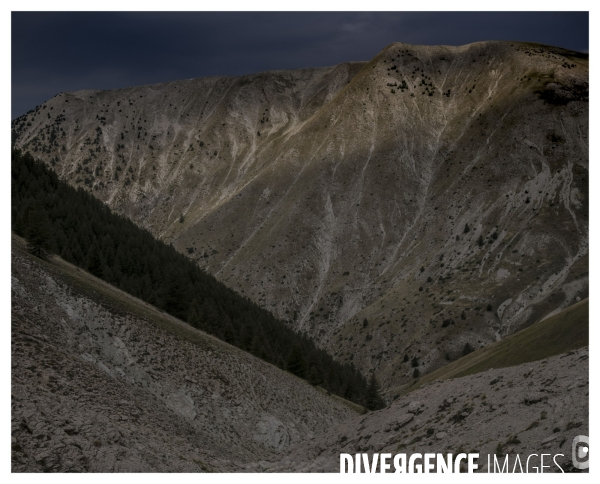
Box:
(12, 41, 588, 396)
(262, 347, 589, 472)
(11, 238, 588, 472)
(11, 239, 359, 472)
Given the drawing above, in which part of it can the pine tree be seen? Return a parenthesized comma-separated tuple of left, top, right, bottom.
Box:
(463, 342, 475, 356)
(163, 269, 188, 317)
(24, 205, 52, 259)
(286, 345, 306, 378)
(365, 373, 385, 410)
(86, 243, 103, 277)
(307, 364, 323, 386)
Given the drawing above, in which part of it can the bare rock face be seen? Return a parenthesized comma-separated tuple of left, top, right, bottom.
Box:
(11, 246, 357, 472)
(261, 347, 589, 472)
(12, 41, 588, 395)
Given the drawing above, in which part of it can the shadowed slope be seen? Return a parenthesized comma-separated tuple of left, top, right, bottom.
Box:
(11, 236, 360, 472)
(12, 41, 588, 395)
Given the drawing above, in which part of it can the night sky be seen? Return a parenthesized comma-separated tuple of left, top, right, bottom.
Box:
(11, 11, 588, 120)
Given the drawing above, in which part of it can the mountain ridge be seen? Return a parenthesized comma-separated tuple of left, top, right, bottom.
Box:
(12, 40, 588, 396)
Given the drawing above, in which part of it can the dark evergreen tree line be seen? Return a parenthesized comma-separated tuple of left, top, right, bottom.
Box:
(12, 149, 384, 409)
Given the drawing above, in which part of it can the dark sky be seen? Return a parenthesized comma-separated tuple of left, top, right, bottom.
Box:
(11, 11, 588, 119)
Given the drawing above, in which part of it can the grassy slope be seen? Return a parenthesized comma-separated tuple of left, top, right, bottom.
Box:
(11, 234, 365, 414)
(411, 298, 588, 390)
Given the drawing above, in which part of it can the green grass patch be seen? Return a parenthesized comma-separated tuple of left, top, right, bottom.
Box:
(412, 298, 588, 390)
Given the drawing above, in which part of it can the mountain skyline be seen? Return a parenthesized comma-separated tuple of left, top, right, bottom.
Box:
(11, 33, 589, 471)
(11, 11, 589, 119)
(12, 40, 589, 398)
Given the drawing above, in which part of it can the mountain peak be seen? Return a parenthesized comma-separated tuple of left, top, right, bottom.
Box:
(12, 41, 588, 397)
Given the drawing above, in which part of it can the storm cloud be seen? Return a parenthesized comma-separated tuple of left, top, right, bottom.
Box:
(11, 11, 588, 119)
